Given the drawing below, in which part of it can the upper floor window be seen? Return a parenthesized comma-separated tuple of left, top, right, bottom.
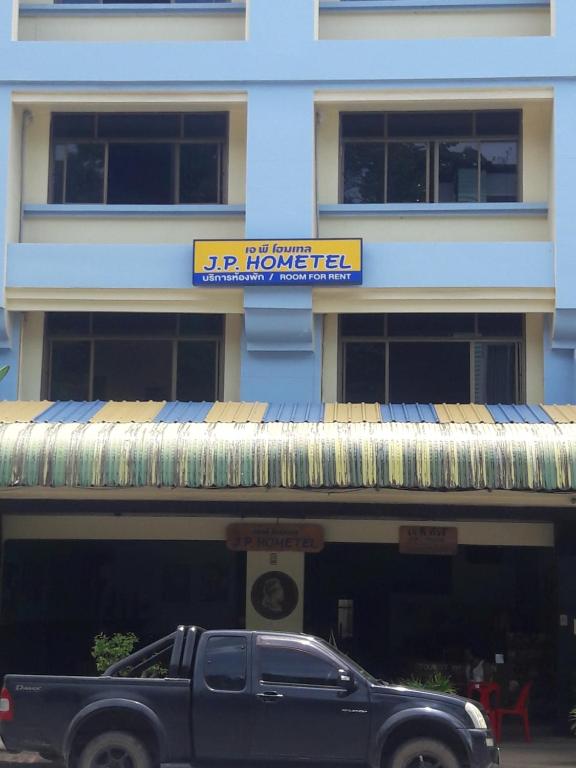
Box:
(340, 313, 523, 404)
(44, 312, 224, 401)
(49, 113, 228, 205)
(340, 111, 520, 204)
(55, 1, 230, 4)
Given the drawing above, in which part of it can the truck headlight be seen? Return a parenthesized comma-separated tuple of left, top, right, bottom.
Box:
(465, 702, 488, 730)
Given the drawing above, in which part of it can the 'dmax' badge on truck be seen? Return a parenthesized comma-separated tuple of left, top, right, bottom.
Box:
(193, 238, 362, 286)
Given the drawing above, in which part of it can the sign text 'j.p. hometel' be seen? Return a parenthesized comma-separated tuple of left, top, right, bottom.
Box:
(193, 239, 362, 286)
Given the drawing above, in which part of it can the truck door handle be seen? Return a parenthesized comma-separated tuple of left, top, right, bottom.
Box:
(256, 691, 284, 701)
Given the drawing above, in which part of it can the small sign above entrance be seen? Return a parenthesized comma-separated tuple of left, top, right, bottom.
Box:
(193, 239, 362, 286)
(399, 526, 458, 556)
(226, 523, 324, 553)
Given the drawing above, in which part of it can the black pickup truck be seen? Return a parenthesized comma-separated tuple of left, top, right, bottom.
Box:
(1, 626, 498, 768)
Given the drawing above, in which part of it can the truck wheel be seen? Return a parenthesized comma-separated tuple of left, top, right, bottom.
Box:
(389, 738, 460, 768)
(78, 732, 152, 768)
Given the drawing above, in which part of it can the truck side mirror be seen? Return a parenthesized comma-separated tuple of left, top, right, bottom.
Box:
(337, 669, 356, 692)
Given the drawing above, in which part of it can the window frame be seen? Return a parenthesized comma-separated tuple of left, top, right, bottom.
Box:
(48, 112, 229, 206)
(338, 314, 525, 404)
(203, 635, 248, 693)
(339, 110, 522, 205)
(42, 312, 224, 401)
(255, 635, 345, 690)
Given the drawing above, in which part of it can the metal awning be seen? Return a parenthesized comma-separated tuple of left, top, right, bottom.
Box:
(0, 402, 574, 492)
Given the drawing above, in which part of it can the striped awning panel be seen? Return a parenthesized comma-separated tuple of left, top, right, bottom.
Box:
(18, 401, 576, 426)
(0, 421, 575, 492)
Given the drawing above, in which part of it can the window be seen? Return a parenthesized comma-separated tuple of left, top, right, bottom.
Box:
(204, 636, 247, 692)
(45, 312, 224, 401)
(55, 1, 229, 5)
(341, 111, 520, 204)
(49, 113, 227, 205)
(340, 313, 523, 404)
(257, 638, 341, 687)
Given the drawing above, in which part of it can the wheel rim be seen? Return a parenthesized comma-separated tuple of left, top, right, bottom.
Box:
(92, 746, 135, 768)
(405, 754, 448, 768)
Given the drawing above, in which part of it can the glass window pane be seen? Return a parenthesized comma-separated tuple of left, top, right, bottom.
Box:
(388, 342, 470, 403)
(46, 312, 90, 335)
(476, 111, 520, 137)
(98, 114, 180, 139)
(183, 113, 228, 139)
(179, 314, 224, 336)
(107, 143, 174, 204)
(63, 143, 105, 203)
(438, 142, 479, 203)
(340, 314, 385, 337)
(51, 146, 66, 203)
(342, 143, 385, 204)
(258, 646, 340, 687)
(180, 143, 221, 204)
(343, 342, 386, 402)
(49, 342, 90, 400)
(480, 141, 518, 203)
(387, 314, 475, 337)
(92, 313, 177, 336)
(52, 114, 95, 140)
(341, 113, 386, 139)
(93, 340, 173, 400)
(204, 636, 247, 692)
(474, 343, 517, 404)
(177, 341, 219, 401)
(388, 112, 472, 138)
(387, 142, 428, 203)
(478, 314, 523, 337)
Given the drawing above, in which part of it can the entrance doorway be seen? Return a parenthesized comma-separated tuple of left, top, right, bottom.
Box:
(304, 542, 556, 720)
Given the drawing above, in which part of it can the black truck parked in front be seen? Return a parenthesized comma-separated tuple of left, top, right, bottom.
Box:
(1, 626, 499, 768)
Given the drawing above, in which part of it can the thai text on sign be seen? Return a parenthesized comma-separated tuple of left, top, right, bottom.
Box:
(226, 523, 325, 553)
(399, 526, 458, 556)
(193, 239, 362, 286)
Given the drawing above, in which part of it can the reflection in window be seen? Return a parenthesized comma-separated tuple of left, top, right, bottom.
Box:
(205, 636, 247, 691)
(46, 312, 223, 401)
(50, 113, 227, 205)
(258, 645, 340, 687)
(341, 110, 520, 204)
(341, 313, 523, 404)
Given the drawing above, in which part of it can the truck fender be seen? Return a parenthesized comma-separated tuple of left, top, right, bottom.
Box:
(63, 698, 167, 764)
(369, 708, 471, 768)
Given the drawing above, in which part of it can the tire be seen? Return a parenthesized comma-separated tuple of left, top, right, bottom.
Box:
(389, 738, 461, 768)
(78, 731, 152, 768)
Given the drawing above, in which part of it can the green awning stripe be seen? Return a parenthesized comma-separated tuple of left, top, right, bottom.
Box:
(1, 421, 576, 492)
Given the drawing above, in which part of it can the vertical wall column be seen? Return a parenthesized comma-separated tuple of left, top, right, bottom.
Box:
(555, 522, 576, 732)
(546, 39, 576, 401)
(0, 0, 18, 42)
(0, 88, 21, 399)
(241, 0, 321, 402)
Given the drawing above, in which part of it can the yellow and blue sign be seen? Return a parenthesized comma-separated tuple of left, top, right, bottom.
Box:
(193, 239, 362, 286)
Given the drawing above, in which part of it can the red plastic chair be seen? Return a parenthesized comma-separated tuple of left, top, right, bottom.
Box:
(495, 682, 532, 742)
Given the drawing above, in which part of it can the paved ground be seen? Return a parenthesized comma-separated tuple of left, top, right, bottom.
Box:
(1, 739, 574, 767)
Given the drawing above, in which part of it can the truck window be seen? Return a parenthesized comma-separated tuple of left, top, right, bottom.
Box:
(258, 646, 341, 687)
(204, 636, 247, 691)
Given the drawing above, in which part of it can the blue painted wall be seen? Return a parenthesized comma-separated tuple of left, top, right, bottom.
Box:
(3, 0, 576, 402)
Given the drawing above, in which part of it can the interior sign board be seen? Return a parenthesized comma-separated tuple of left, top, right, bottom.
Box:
(226, 523, 325, 553)
(193, 239, 362, 286)
(399, 526, 458, 556)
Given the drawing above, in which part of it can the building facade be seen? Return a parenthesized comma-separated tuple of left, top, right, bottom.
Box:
(1, 0, 576, 729)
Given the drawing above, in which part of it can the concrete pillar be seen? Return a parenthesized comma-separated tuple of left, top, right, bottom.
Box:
(555, 522, 576, 733)
(245, 551, 305, 632)
(241, 83, 322, 401)
(0, 88, 21, 399)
